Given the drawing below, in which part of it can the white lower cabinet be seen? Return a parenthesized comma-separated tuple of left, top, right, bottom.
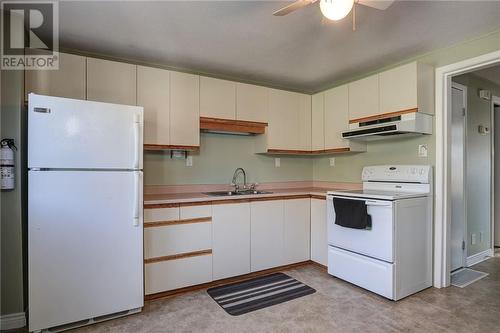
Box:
(310, 198, 327, 266)
(212, 203, 251, 280)
(145, 254, 212, 295)
(283, 199, 310, 264)
(250, 200, 284, 272)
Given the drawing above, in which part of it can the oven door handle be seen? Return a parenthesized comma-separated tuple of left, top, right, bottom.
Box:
(365, 200, 392, 207)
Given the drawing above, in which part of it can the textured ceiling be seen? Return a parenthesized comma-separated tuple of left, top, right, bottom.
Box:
(57, 1, 500, 93)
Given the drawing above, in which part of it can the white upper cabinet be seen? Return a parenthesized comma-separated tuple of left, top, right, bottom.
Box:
(268, 89, 311, 151)
(311, 93, 325, 151)
(200, 77, 236, 120)
(379, 62, 434, 115)
(137, 66, 170, 146)
(348, 74, 379, 122)
(212, 203, 251, 280)
(236, 83, 269, 123)
(324, 85, 349, 149)
(25, 52, 86, 100)
(86, 58, 137, 105)
(283, 199, 310, 265)
(170, 71, 200, 147)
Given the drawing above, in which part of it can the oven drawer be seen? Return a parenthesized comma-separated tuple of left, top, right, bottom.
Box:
(328, 246, 394, 299)
(327, 196, 394, 262)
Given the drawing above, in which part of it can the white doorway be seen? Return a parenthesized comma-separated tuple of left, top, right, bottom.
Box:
(494, 97, 500, 248)
(450, 82, 467, 271)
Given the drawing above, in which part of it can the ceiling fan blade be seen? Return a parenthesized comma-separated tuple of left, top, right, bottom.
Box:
(273, 0, 318, 16)
(357, 0, 394, 10)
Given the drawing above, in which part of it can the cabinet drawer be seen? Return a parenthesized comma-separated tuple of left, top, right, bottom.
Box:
(144, 207, 179, 223)
(180, 204, 212, 219)
(144, 222, 212, 259)
(328, 246, 393, 299)
(145, 254, 212, 295)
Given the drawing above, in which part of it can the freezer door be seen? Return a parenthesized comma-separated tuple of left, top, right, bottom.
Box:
(28, 94, 143, 169)
(28, 170, 143, 332)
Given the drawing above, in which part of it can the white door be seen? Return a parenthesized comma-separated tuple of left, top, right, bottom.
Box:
(29, 170, 143, 331)
(311, 198, 327, 266)
(250, 200, 284, 271)
(212, 203, 251, 280)
(450, 83, 467, 271)
(28, 94, 143, 169)
(495, 104, 500, 247)
(283, 199, 310, 264)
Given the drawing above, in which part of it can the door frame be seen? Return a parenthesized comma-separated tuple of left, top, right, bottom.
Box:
(450, 82, 468, 271)
(492, 95, 500, 250)
(435, 49, 500, 288)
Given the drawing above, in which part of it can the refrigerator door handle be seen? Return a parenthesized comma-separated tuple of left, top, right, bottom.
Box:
(133, 114, 141, 169)
(133, 172, 142, 227)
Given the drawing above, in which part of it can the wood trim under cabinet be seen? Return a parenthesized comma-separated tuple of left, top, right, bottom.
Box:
(310, 194, 327, 200)
(144, 249, 212, 264)
(144, 144, 200, 151)
(200, 117, 267, 135)
(144, 203, 179, 209)
(348, 108, 418, 124)
(265, 148, 351, 155)
(144, 260, 312, 301)
(143, 217, 212, 228)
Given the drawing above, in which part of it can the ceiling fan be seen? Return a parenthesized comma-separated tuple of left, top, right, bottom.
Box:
(273, 0, 394, 29)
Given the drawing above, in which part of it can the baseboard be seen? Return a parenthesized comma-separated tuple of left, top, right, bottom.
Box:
(0, 312, 26, 330)
(466, 249, 494, 267)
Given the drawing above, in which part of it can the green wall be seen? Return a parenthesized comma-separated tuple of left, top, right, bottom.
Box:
(452, 74, 500, 256)
(145, 133, 313, 185)
(0, 69, 25, 316)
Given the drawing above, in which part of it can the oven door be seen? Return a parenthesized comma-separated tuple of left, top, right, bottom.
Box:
(327, 195, 394, 262)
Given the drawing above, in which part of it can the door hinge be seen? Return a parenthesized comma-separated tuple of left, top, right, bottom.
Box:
(462, 240, 466, 250)
(462, 108, 466, 117)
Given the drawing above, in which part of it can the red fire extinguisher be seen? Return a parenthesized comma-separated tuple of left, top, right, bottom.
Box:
(1, 138, 16, 190)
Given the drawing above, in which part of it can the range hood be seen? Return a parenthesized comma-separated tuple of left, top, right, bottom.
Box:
(342, 112, 433, 141)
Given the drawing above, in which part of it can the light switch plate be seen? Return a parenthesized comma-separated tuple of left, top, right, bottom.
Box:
(329, 158, 335, 167)
(275, 158, 281, 168)
(186, 156, 193, 167)
(418, 144, 428, 157)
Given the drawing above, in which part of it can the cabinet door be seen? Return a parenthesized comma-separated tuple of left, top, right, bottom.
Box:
(170, 71, 200, 147)
(86, 58, 137, 105)
(325, 85, 349, 149)
(311, 198, 327, 266)
(200, 77, 236, 119)
(137, 66, 170, 146)
(283, 199, 310, 265)
(348, 74, 379, 122)
(212, 203, 251, 280)
(236, 83, 268, 123)
(379, 62, 417, 115)
(250, 200, 284, 271)
(25, 52, 86, 100)
(268, 90, 311, 150)
(311, 93, 325, 151)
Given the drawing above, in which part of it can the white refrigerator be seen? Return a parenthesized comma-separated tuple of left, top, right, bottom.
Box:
(28, 94, 144, 332)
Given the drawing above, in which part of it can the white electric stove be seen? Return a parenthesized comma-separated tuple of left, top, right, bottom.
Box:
(327, 165, 433, 300)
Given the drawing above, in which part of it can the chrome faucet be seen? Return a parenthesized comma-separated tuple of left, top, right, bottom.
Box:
(231, 167, 247, 192)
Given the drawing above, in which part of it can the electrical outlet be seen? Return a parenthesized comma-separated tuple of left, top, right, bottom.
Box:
(418, 144, 428, 157)
(329, 158, 335, 167)
(471, 233, 477, 245)
(275, 158, 280, 168)
(186, 156, 193, 167)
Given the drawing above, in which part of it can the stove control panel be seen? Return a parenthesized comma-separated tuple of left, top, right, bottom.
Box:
(362, 165, 431, 184)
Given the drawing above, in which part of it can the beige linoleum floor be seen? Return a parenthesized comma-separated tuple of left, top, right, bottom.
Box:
(72, 255, 500, 333)
(9, 254, 500, 333)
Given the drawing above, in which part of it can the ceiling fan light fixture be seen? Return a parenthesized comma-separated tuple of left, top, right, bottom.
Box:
(320, 0, 354, 21)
